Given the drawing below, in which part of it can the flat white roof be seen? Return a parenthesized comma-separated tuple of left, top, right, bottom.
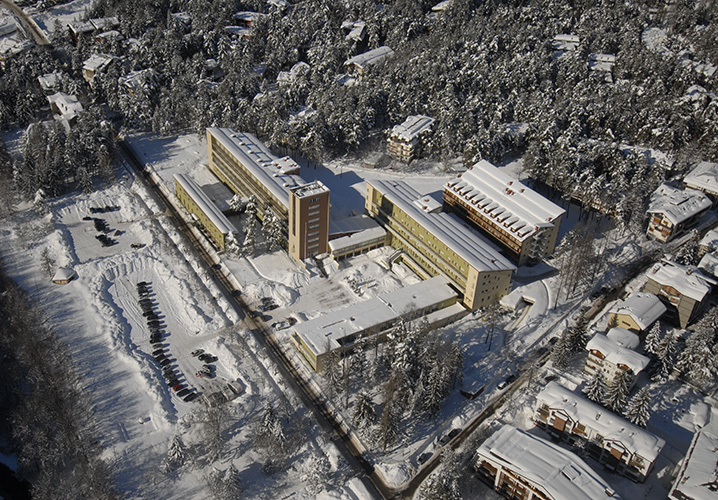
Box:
(684, 161, 718, 194)
(207, 128, 305, 211)
(389, 115, 435, 143)
(328, 226, 386, 254)
(369, 179, 516, 274)
(445, 160, 565, 242)
(553, 34, 580, 52)
(344, 46, 394, 69)
(174, 174, 237, 236)
(290, 180, 327, 199)
(537, 382, 665, 463)
(647, 260, 714, 301)
(587, 333, 650, 374)
(647, 184, 711, 225)
(669, 407, 718, 500)
(606, 327, 640, 350)
(478, 424, 621, 500)
(293, 276, 457, 357)
(90, 17, 120, 30)
(233, 11, 267, 22)
(608, 292, 666, 331)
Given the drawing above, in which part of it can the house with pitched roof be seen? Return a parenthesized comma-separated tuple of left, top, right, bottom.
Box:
(585, 333, 650, 388)
(607, 292, 666, 333)
(646, 185, 711, 243)
(684, 161, 718, 206)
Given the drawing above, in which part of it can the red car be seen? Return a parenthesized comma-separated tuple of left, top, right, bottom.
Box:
(173, 384, 184, 392)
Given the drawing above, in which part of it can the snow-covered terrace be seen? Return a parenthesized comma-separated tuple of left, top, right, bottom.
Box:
(608, 292, 666, 331)
(207, 128, 305, 211)
(669, 407, 718, 500)
(174, 173, 237, 236)
(587, 333, 650, 374)
(444, 159, 565, 242)
(476, 425, 621, 500)
(368, 179, 516, 274)
(537, 382, 666, 466)
(293, 275, 460, 357)
(684, 161, 718, 196)
(647, 260, 714, 301)
(389, 115, 435, 143)
(344, 46, 394, 69)
(647, 184, 711, 226)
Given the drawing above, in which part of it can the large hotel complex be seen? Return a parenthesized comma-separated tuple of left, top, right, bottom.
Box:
(176, 128, 565, 370)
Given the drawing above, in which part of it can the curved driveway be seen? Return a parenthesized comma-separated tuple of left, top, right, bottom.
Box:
(0, 0, 51, 45)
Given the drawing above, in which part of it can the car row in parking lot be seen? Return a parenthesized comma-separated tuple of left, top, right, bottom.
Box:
(138, 281, 199, 404)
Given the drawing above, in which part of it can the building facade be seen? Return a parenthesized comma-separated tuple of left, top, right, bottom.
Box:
(585, 333, 649, 388)
(387, 115, 435, 163)
(443, 160, 565, 266)
(174, 174, 237, 251)
(474, 424, 620, 500)
(646, 185, 711, 243)
(288, 181, 330, 260)
(534, 382, 665, 483)
(365, 179, 515, 310)
(607, 292, 666, 333)
(643, 260, 714, 328)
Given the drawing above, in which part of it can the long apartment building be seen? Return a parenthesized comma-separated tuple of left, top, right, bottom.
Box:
(365, 179, 515, 310)
(206, 128, 329, 260)
(474, 424, 620, 500)
(443, 160, 565, 266)
(534, 382, 665, 483)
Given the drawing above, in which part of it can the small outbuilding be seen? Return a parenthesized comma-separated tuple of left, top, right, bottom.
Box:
(52, 267, 77, 285)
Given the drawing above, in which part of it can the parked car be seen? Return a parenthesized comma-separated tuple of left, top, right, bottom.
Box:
(154, 353, 166, 361)
(176, 388, 190, 397)
(160, 358, 171, 367)
(191, 349, 204, 357)
(183, 392, 199, 402)
(418, 452, 432, 465)
(272, 321, 291, 331)
(439, 428, 461, 445)
(173, 384, 184, 392)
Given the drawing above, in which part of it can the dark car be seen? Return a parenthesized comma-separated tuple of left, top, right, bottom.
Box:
(211, 264, 221, 270)
(183, 392, 199, 402)
(418, 452, 432, 465)
(505, 374, 517, 384)
(154, 353, 166, 361)
(167, 377, 179, 387)
(198, 353, 215, 363)
(173, 384, 184, 392)
(440, 428, 461, 445)
(152, 348, 164, 356)
(191, 349, 204, 357)
(160, 358, 171, 367)
(176, 388, 190, 397)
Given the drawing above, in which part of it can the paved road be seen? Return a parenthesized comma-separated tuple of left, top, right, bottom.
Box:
(0, 0, 51, 45)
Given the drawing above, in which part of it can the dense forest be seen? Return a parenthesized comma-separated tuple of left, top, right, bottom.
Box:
(0, 0, 717, 221)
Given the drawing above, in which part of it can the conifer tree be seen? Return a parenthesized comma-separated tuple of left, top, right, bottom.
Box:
(624, 386, 652, 428)
(644, 322, 662, 356)
(583, 370, 606, 404)
(677, 328, 716, 389)
(653, 330, 677, 382)
(603, 369, 633, 413)
(352, 390, 376, 433)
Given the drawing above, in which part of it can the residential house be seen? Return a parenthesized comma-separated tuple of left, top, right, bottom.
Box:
(552, 34, 580, 58)
(51, 267, 77, 285)
(698, 227, 718, 257)
(119, 68, 157, 94)
(534, 382, 666, 483)
(387, 115, 435, 163)
(585, 332, 650, 388)
(607, 292, 666, 333)
(341, 20, 366, 42)
(669, 406, 718, 500)
(588, 53, 615, 83)
(473, 424, 621, 500)
(233, 11, 266, 27)
(606, 327, 640, 350)
(646, 185, 711, 243)
(47, 92, 83, 124)
(344, 46, 394, 78)
(365, 179, 515, 310)
(82, 53, 114, 88)
(37, 71, 63, 95)
(684, 161, 718, 206)
(443, 160, 565, 266)
(643, 259, 714, 328)
(276, 61, 309, 87)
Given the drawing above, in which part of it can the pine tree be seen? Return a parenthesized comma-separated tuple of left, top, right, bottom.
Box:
(262, 208, 284, 252)
(603, 369, 633, 412)
(624, 386, 652, 428)
(161, 434, 187, 473)
(644, 322, 662, 356)
(222, 464, 242, 499)
(418, 449, 461, 500)
(653, 331, 677, 382)
(677, 328, 716, 389)
(352, 391, 375, 434)
(568, 311, 589, 354)
(242, 196, 258, 256)
(229, 194, 244, 213)
(583, 370, 606, 403)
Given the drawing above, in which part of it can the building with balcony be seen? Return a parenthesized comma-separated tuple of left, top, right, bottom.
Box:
(365, 179, 515, 310)
(607, 292, 666, 333)
(473, 424, 621, 500)
(82, 53, 114, 88)
(643, 259, 714, 328)
(646, 185, 711, 243)
(443, 160, 565, 266)
(585, 332, 650, 388)
(387, 115, 435, 163)
(291, 276, 462, 371)
(174, 174, 237, 251)
(684, 161, 718, 206)
(534, 382, 665, 483)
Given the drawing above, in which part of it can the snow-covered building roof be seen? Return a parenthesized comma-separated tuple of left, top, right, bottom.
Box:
(389, 115, 435, 143)
(537, 383, 665, 464)
(0, 16, 19, 37)
(90, 17, 120, 30)
(119, 69, 157, 93)
(587, 333, 650, 374)
(83, 53, 114, 73)
(431, 0, 453, 11)
(344, 46, 394, 69)
(477, 424, 621, 500)
(341, 20, 366, 42)
(294, 276, 457, 356)
(170, 12, 192, 26)
(233, 11, 266, 24)
(47, 92, 83, 120)
(52, 267, 77, 284)
(698, 251, 718, 279)
(588, 53, 616, 72)
(174, 174, 237, 236)
(684, 161, 718, 196)
(647, 185, 711, 226)
(608, 292, 667, 331)
(266, 0, 290, 9)
(699, 228, 718, 251)
(206, 128, 304, 211)
(37, 72, 63, 93)
(368, 180, 516, 274)
(328, 226, 386, 254)
(606, 327, 640, 350)
(669, 406, 718, 500)
(276, 61, 309, 85)
(444, 160, 565, 243)
(647, 260, 714, 301)
(224, 26, 251, 37)
(552, 34, 580, 52)
(95, 30, 122, 42)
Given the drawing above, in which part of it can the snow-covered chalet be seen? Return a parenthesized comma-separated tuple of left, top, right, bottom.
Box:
(585, 332, 649, 388)
(607, 292, 666, 333)
(683, 161, 718, 207)
(386, 115, 435, 163)
(646, 184, 711, 243)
